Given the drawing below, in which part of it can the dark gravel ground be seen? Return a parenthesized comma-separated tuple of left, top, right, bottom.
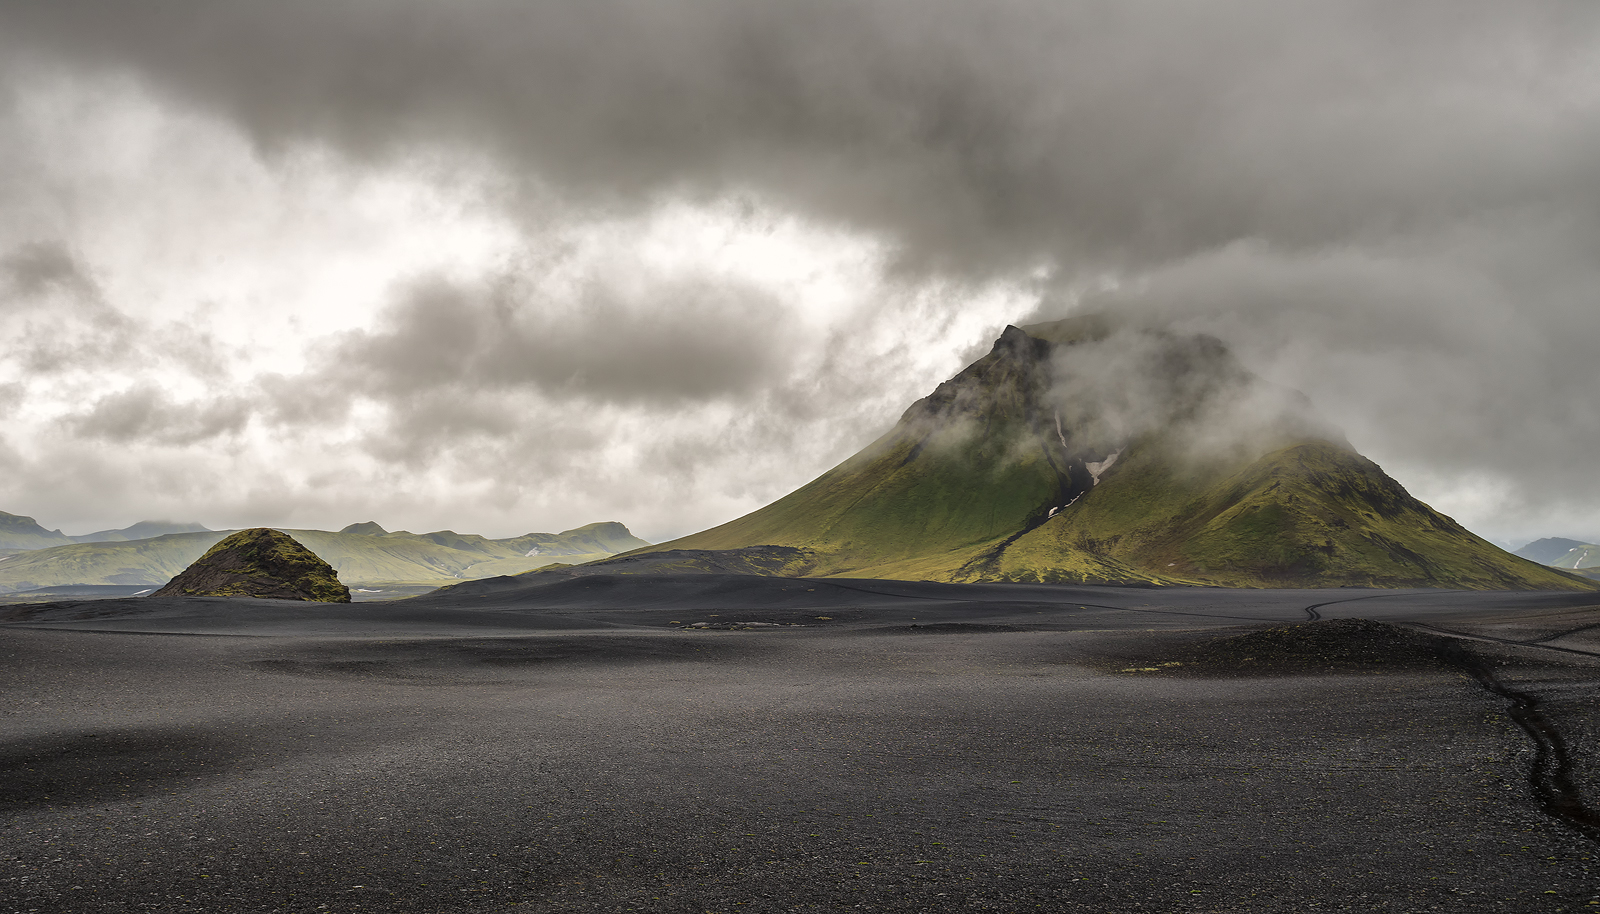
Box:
(2, 578, 1598, 912)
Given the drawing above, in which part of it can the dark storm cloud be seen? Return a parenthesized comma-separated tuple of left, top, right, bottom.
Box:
(69, 384, 252, 446)
(0, 240, 142, 376)
(1070, 238, 1600, 522)
(323, 272, 795, 406)
(239, 268, 808, 466)
(2, 0, 1599, 537)
(5, 0, 1598, 274)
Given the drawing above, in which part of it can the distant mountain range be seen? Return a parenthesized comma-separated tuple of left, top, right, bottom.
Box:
(1514, 537, 1600, 570)
(596, 317, 1592, 591)
(0, 518, 647, 596)
(0, 513, 212, 553)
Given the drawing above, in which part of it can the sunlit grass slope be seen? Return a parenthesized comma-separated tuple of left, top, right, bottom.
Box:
(988, 439, 1588, 589)
(1550, 544, 1600, 570)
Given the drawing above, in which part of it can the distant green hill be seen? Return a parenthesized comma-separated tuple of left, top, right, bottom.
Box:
(1514, 538, 1600, 570)
(0, 521, 648, 594)
(1514, 537, 1593, 566)
(69, 520, 212, 544)
(0, 511, 72, 554)
(1551, 544, 1600, 570)
(612, 318, 1592, 591)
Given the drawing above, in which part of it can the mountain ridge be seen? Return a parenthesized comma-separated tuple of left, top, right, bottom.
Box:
(0, 520, 648, 595)
(69, 520, 212, 544)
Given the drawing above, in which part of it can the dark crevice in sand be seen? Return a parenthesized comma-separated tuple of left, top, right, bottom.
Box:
(1406, 620, 1600, 662)
(1529, 619, 1600, 644)
(1298, 590, 1463, 623)
(1431, 639, 1600, 843)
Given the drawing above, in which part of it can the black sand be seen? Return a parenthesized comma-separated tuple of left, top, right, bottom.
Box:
(3, 576, 1598, 912)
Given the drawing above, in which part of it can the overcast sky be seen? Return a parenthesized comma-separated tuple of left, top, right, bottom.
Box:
(0, 1, 1597, 545)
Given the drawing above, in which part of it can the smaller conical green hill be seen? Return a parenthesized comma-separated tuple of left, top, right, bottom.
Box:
(152, 527, 351, 602)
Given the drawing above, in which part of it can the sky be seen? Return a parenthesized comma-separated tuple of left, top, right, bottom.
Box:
(0, 1, 1597, 546)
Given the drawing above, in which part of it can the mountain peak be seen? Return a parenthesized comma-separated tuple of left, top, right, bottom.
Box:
(340, 521, 388, 536)
(630, 322, 1592, 591)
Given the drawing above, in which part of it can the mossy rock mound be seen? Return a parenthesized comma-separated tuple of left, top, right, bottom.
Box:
(152, 528, 350, 602)
(1150, 618, 1453, 676)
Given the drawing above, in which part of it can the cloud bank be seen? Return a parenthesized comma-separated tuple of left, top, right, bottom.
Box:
(0, 1, 1597, 543)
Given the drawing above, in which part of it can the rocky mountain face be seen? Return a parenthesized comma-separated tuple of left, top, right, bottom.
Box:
(152, 527, 351, 602)
(629, 316, 1593, 591)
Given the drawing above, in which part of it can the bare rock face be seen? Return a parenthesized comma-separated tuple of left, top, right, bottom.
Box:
(151, 527, 351, 602)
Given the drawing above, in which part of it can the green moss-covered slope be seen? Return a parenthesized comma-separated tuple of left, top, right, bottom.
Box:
(152, 528, 351, 602)
(628, 318, 1594, 592)
(985, 438, 1586, 589)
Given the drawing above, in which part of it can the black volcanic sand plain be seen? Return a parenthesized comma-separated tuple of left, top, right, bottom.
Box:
(3, 575, 1599, 912)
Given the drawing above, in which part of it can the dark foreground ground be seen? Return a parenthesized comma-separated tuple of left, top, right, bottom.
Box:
(2, 575, 1598, 912)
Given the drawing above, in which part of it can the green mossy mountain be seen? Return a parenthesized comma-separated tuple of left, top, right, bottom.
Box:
(621, 317, 1592, 591)
(0, 521, 649, 594)
(152, 528, 351, 602)
(0, 511, 73, 554)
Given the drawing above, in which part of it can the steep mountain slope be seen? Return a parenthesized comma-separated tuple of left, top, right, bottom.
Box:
(626, 317, 1592, 591)
(152, 528, 350, 602)
(0, 522, 649, 593)
(0, 511, 72, 554)
(652, 325, 1066, 578)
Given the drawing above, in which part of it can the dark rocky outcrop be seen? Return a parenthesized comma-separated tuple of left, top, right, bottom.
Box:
(151, 528, 350, 602)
